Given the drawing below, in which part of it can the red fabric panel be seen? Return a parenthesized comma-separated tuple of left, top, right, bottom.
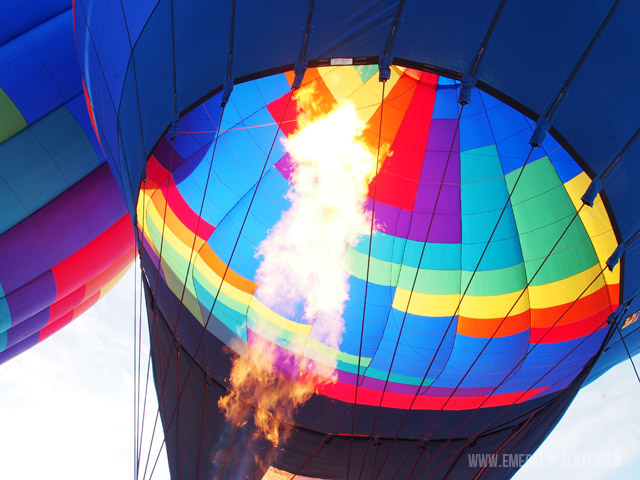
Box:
(144, 156, 215, 240)
(369, 72, 438, 211)
(84, 245, 135, 298)
(52, 214, 133, 301)
(267, 69, 337, 138)
(48, 284, 86, 322)
(39, 291, 101, 342)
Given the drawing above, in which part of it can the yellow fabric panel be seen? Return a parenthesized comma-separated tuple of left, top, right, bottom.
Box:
(393, 262, 608, 318)
(319, 65, 404, 124)
(563, 171, 620, 287)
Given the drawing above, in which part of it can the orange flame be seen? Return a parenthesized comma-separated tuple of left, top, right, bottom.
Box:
(219, 90, 379, 450)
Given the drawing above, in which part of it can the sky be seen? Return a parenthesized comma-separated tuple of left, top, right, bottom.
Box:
(0, 265, 639, 480)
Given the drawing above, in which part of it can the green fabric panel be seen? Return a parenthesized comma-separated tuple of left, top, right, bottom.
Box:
(0, 106, 101, 234)
(354, 65, 378, 83)
(363, 364, 434, 386)
(0, 88, 27, 143)
(461, 265, 529, 296)
(506, 157, 598, 286)
(349, 243, 535, 296)
(398, 266, 461, 295)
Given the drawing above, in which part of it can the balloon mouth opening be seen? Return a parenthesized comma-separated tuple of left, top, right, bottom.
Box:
(137, 64, 620, 411)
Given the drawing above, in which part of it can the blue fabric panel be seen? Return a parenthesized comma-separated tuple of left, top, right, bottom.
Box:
(543, 134, 583, 183)
(397, 0, 501, 74)
(433, 332, 529, 388)
(0, 104, 101, 234)
(306, 0, 393, 61)
(432, 82, 459, 120)
(234, 1, 307, 77)
(484, 101, 533, 174)
(0, 0, 68, 45)
(341, 278, 392, 358)
(124, 0, 173, 194)
(552, 1, 640, 177)
(588, 307, 640, 384)
(605, 141, 640, 256)
(120, 0, 158, 46)
(480, 0, 616, 118)
(496, 331, 606, 395)
(86, 0, 130, 117)
(173, 101, 223, 161)
(205, 186, 260, 282)
(367, 309, 457, 378)
(173, 0, 229, 117)
(65, 93, 104, 162)
(77, 1, 120, 172)
(459, 113, 494, 152)
(172, 143, 214, 186)
(117, 64, 146, 209)
(0, 10, 79, 125)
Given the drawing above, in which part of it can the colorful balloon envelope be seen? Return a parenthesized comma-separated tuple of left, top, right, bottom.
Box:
(0, 1, 134, 363)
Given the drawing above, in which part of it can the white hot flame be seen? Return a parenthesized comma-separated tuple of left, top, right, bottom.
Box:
(256, 101, 377, 359)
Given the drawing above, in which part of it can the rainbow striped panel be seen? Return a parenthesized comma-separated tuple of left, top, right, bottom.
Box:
(139, 66, 619, 410)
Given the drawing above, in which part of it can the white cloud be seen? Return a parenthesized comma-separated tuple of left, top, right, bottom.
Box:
(514, 356, 640, 480)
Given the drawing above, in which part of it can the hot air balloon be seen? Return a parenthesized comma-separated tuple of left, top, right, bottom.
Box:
(0, 1, 134, 363)
(74, 1, 640, 479)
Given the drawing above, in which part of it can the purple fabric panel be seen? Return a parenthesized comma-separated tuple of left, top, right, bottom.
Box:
(0, 163, 125, 295)
(246, 328, 496, 397)
(371, 200, 461, 243)
(346, 370, 493, 397)
(153, 137, 188, 172)
(0, 332, 39, 364)
(368, 119, 461, 243)
(5, 308, 49, 349)
(3, 271, 55, 331)
(275, 153, 293, 182)
(413, 119, 461, 242)
(172, 140, 215, 184)
(247, 328, 304, 384)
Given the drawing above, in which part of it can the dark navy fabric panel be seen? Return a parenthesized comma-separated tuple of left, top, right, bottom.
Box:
(307, 0, 393, 60)
(552, 0, 640, 178)
(479, 0, 616, 118)
(145, 268, 593, 479)
(397, 0, 500, 74)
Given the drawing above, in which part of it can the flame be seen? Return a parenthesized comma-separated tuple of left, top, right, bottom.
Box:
(256, 100, 378, 354)
(218, 94, 378, 450)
